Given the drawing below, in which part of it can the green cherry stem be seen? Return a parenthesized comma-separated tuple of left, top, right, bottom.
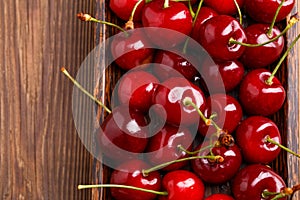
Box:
(61, 67, 112, 114)
(192, 0, 204, 26)
(266, 32, 300, 85)
(265, 135, 300, 158)
(188, 0, 195, 17)
(78, 184, 168, 196)
(267, 0, 285, 37)
(125, 0, 144, 29)
(229, 15, 299, 47)
(142, 155, 224, 176)
(233, 0, 243, 25)
(164, 0, 170, 8)
(177, 144, 213, 155)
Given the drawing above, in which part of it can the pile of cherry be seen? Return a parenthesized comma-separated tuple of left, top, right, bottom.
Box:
(64, 0, 300, 199)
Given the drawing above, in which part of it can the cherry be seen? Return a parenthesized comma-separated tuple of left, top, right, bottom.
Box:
(159, 170, 205, 200)
(240, 23, 284, 68)
(200, 59, 245, 93)
(198, 94, 243, 137)
(109, 159, 162, 200)
(152, 77, 206, 126)
(153, 50, 199, 81)
(245, 0, 295, 23)
(110, 0, 145, 21)
(191, 142, 242, 184)
(238, 68, 285, 116)
(198, 15, 247, 61)
(232, 164, 287, 200)
(205, 194, 235, 200)
(204, 0, 244, 15)
(117, 70, 159, 113)
(142, 0, 193, 47)
(146, 124, 194, 171)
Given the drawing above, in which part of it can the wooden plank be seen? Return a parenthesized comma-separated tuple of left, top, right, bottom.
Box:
(0, 0, 95, 199)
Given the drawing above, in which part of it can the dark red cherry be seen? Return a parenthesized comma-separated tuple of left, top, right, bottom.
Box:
(109, 0, 145, 21)
(142, 0, 193, 47)
(204, 0, 244, 15)
(192, 142, 242, 184)
(153, 50, 199, 81)
(205, 194, 235, 200)
(232, 164, 287, 200)
(110, 159, 162, 200)
(240, 24, 284, 68)
(111, 27, 154, 70)
(245, 0, 295, 23)
(97, 106, 149, 161)
(198, 94, 243, 137)
(235, 116, 281, 164)
(146, 124, 194, 171)
(159, 170, 205, 200)
(153, 77, 206, 126)
(117, 70, 159, 113)
(239, 69, 286, 116)
(198, 15, 247, 61)
(200, 59, 245, 93)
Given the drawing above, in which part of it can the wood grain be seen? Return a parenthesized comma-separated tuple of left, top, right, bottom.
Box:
(0, 0, 95, 199)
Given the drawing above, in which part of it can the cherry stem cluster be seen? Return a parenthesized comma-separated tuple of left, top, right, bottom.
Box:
(268, 0, 285, 36)
(61, 67, 112, 114)
(265, 135, 300, 158)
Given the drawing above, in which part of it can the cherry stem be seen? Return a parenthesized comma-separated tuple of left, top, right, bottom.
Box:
(177, 144, 213, 155)
(265, 135, 300, 158)
(142, 155, 224, 176)
(233, 0, 243, 25)
(268, 0, 285, 37)
(266, 32, 300, 85)
(164, 0, 169, 8)
(188, 0, 195, 17)
(61, 67, 112, 114)
(78, 184, 168, 196)
(192, 0, 204, 26)
(77, 13, 127, 34)
(229, 16, 299, 48)
(126, 0, 144, 29)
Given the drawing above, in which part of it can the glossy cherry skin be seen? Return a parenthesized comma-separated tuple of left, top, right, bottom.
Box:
(204, 0, 244, 15)
(109, 0, 145, 21)
(110, 159, 162, 200)
(235, 116, 281, 164)
(111, 27, 154, 70)
(232, 164, 287, 200)
(159, 170, 205, 200)
(142, 0, 193, 47)
(97, 106, 149, 161)
(192, 143, 242, 184)
(191, 7, 218, 42)
(245, 0, 295, 23)
(239, 69, 286, 116)
(240, 24, 284, 68)
(200, 59, 245, 93)
(153, 77, 206, 126)
(153, 50, 199, 81)
(117, 70, 159, 113)
(198, 94, 243, 137)
(198, 15, 247, 61)
(146, 124, 194, 171)
(205, 194, 235, 200)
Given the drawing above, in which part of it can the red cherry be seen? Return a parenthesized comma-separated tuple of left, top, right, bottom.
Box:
(159, 170, 205, 200)
(204, 0, 244, 15)
(232, 164, 287, 200)
(191, 143, 242, 184)
(146, 124, 194, 171)
(205, 194, 235, 200)
(110, 159, 162, 200)
(117, 70, 159, 113)
(198, 94, 243, 137)
(239, 69, 286, 116)
(200, 59, 245, 93)
(198, 15, 247, 61)
(142, 0, 193, 47)
(153, 77, 206, 126)
(111, 27, 154, 70)
(235, 116, 281, 164)
(153, 50, 199, 81)
(245, 0, 295, 23)
(240, 24, 284, 68)
(109, 0, 145, 21)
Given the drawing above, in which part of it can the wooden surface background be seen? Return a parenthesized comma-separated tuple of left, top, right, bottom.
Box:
(0, 0, 299, 200)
